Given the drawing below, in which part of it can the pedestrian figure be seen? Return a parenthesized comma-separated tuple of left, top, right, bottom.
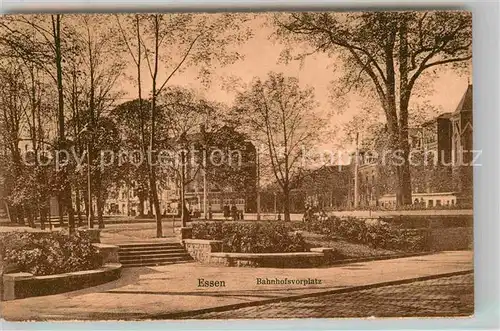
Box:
(223, 204, 230, 219)
(319, 209, 328, 221)
(183, 203, 190, 223)
(231, 204, 238, 221)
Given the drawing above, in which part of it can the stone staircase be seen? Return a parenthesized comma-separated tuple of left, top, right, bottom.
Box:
(118, 242, 193, 268)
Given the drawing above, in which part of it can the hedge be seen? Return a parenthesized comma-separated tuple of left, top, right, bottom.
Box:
(2, 230, 101, 276)
(297, 215, 427, 252)
(192, 221, 308, 253)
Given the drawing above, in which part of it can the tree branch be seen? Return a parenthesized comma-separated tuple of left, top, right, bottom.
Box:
(156, 33, 202, 96)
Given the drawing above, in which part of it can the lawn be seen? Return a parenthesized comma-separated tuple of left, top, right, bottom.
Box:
(300, 231, 398, 259)
(99, 222, 179, 243)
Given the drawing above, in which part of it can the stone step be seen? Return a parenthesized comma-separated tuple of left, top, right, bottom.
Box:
(122, 260, 195, 268)
(119, 252, 191, 261)
(119, 248, 186, 256)
(119, 244, 184, 250)
(116, 241, 192, 267)
(119, 255, 192, 266)
(118, 243, 182, 250)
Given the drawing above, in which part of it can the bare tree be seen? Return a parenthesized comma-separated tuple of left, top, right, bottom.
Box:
(159, 87, 238, 225)
(72, 14, 125, 229)
(117, 13, 251, 237)
(274, 11, 472, 206)
(0, 60, 26, 224)
(0, 14, 80, 231)
(235, 72, 323, 221)
(115, 14, 150, 217)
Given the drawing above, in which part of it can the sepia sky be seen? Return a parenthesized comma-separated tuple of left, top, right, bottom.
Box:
(118, 14, 472, 149)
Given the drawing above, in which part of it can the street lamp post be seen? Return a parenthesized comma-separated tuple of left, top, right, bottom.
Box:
(256, 146, 261, 221)
(78, 125, 93, 228)
(180, 150, 186, 227)
(203, 166, 207, 219)
(353, 132, 359, 210)
(273, 192, 277, 216)
(86, 141, 93, 228)
(178, 133, 188, 228)
(202, 136, 208, 220)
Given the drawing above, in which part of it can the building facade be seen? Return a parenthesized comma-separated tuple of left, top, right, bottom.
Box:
(379, 84, 473, 208)
(304, 84, 473, 211)
(105, 126, 257, 216)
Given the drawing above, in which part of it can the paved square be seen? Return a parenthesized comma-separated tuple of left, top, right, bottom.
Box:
(189, 274, 474, 318)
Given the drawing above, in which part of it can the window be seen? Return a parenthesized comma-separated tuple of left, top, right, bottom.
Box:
(428, 200, 434, 207)
(436, 199, 441, 206)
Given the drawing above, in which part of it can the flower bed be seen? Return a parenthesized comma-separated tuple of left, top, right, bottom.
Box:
(2, 231, 101, 276)
(192, 221, 308, 253)
(297, 216, 427, 252)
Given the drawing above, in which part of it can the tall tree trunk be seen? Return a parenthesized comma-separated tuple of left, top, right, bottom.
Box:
(47, 197, 53, 230)
(283, 187, 291, 222)
(96, 190, 105, 229)
(381, 23, 412, 208)
(57, 195, 64, 227)
(75, 189, 83, 227)
(18, 206, 25, 225)
(7, 204, 17, 224)
(52, 14, 75, 233)
(397, 16, 413, 206)
(150, 15, 162, 238)
(4, 201, 14, 224)
(138, 192, 145, 217)
(27, 208, 35, 228)
(83, 189, 89, 219)
(135, 15, 148, 222)
(93, 170, 105, 229)
(71, 65, 83, 228)
(148, 193, 154, 216)
(40, 205, 47, 230)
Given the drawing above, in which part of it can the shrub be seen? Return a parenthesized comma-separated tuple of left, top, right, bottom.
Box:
(298, 215, 427, 252)
(3, 231, 101, 276)
(192, 221, 308, 253)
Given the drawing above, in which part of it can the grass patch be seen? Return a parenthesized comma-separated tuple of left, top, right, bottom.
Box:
(301, 231, 398, 259)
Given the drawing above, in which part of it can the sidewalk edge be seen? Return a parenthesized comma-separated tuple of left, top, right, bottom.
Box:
(148, 269, 473, 320)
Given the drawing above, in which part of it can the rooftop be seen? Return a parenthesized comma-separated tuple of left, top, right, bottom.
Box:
(454, 84, 473, 113)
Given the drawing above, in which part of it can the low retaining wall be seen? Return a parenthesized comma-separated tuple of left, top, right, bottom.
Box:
(93, 243, 120, 264)
(428, 227, 473, 251)
(380, 215, 473, 229)
(209, 251, 329, 268)
(77, 228, 101, 243)
(2, 263, 121, 301)
(184, 239, 335, 268)
(183, 239, 223, 263)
